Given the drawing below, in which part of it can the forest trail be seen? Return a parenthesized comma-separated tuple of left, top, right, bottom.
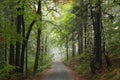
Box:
(44, 62, 72, 80)
(37, 62, 86, 80)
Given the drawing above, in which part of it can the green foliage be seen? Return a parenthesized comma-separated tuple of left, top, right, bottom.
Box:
(108, 39, 120, 56)
(61, 12, 76, 26)
(71, 54, 90, 76)
(38, 54, 53, 72)
(64, 53, 91, 76)
(103, 0, 120, 57)
(27, 54, 35, 72)
(100, 69, 120, 80)
(105, 15, 120, 57)
(79, 53, 90, 64)
(75, 64, 90, 76)
(0, 65, 17, 80)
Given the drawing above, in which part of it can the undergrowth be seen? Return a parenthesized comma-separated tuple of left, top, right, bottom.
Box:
(0, 64, 21, 80)
(64, 53, 120, 80)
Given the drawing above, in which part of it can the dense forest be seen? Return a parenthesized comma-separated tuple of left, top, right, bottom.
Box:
(0, 0, 120, 80)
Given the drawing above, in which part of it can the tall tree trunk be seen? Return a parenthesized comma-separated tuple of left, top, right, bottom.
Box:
(5, 44, 7, 64)
(66, 36, 69, 61)
(94, 0, 102, 67)
(0, 44, 5, 64)
(89, 0, 103, 73)
(72, 32, 75, 57)
(45, 35, 48, 54)
(78, 33, 81, 55)
(33, 0, 42, 74)
(33, 28, 41, 74)
(102, 21, 112, 67)
(9, 16, 15, 65)
(9, 44, 15, 65)
(16, 2, 22, 68)
(80, 26, 83, 53)
(25, 46, 28, 75)
(20, 5, 25, 73)
(84, 25, 87, 50)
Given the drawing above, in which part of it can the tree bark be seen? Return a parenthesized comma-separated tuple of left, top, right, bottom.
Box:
(72, 32, 75, 57)
(80, 26, 83, 53)
(5, 44, 7, 64)
(20, 5, 26, 73)
(33, 0, 42, 74)
(25, 46, 28, 75)
(16, 4, 22, 67)
(94, 0, 102, 67)
(89, 0, 103, 73)
(78, 33, 81, 55)
(84, 25, 87, 50)
(33, 28, 41, 74)
(66, 36, 69, 61)
(9, 44, 15, 65)
(102, 21, 112, 67)
(45, 35, 48, 54)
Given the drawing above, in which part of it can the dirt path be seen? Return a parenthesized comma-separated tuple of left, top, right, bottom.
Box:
(36, 62, 86, 80)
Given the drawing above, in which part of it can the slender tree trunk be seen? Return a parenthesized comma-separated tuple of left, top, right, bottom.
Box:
(78, 33, 80, 55)
(33, 28, 41, 74)
(33, 0, 42, 74)
(45, 35, 48, 54)
(5, 44, 7, 63)
(16, 2, 22, 68)
(72, 43, 75, 57)
(80, 26, 83, 53)
(0, 44, 5, 64)
(66, 36, 69, 61)
(84, 24, 87, 51)
(102, 21, 112, 67)
(9, 44, 15, 65)
(25, 46, 28, 75)
(22, 13, 25, 38)
(5, 44, 7, 64)
(9, 15, 15, 65)
(72, 32, 75, 57)
(20, 6, 25, 73)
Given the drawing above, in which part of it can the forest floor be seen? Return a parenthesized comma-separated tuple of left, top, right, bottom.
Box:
(64, 56, 120, 80)
(34, 62, 86, 80)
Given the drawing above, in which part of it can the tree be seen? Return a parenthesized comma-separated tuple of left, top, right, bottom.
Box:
(16, 1, 22, 69)
(33, 28, 41, 74)
(33, 0, 42, 74)
(9, 16, 15, 66)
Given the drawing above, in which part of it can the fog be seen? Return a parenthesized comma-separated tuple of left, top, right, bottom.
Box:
(50, 47, 64, 62)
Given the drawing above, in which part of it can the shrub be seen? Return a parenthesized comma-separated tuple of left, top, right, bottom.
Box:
(38, 54, 53, 72)
(75, 64, 90, 76)
(0, 64, 17, 80)
(100, 69, 120, 80)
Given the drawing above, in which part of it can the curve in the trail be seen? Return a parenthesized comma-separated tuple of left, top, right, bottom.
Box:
(44, 62, 73, 80)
